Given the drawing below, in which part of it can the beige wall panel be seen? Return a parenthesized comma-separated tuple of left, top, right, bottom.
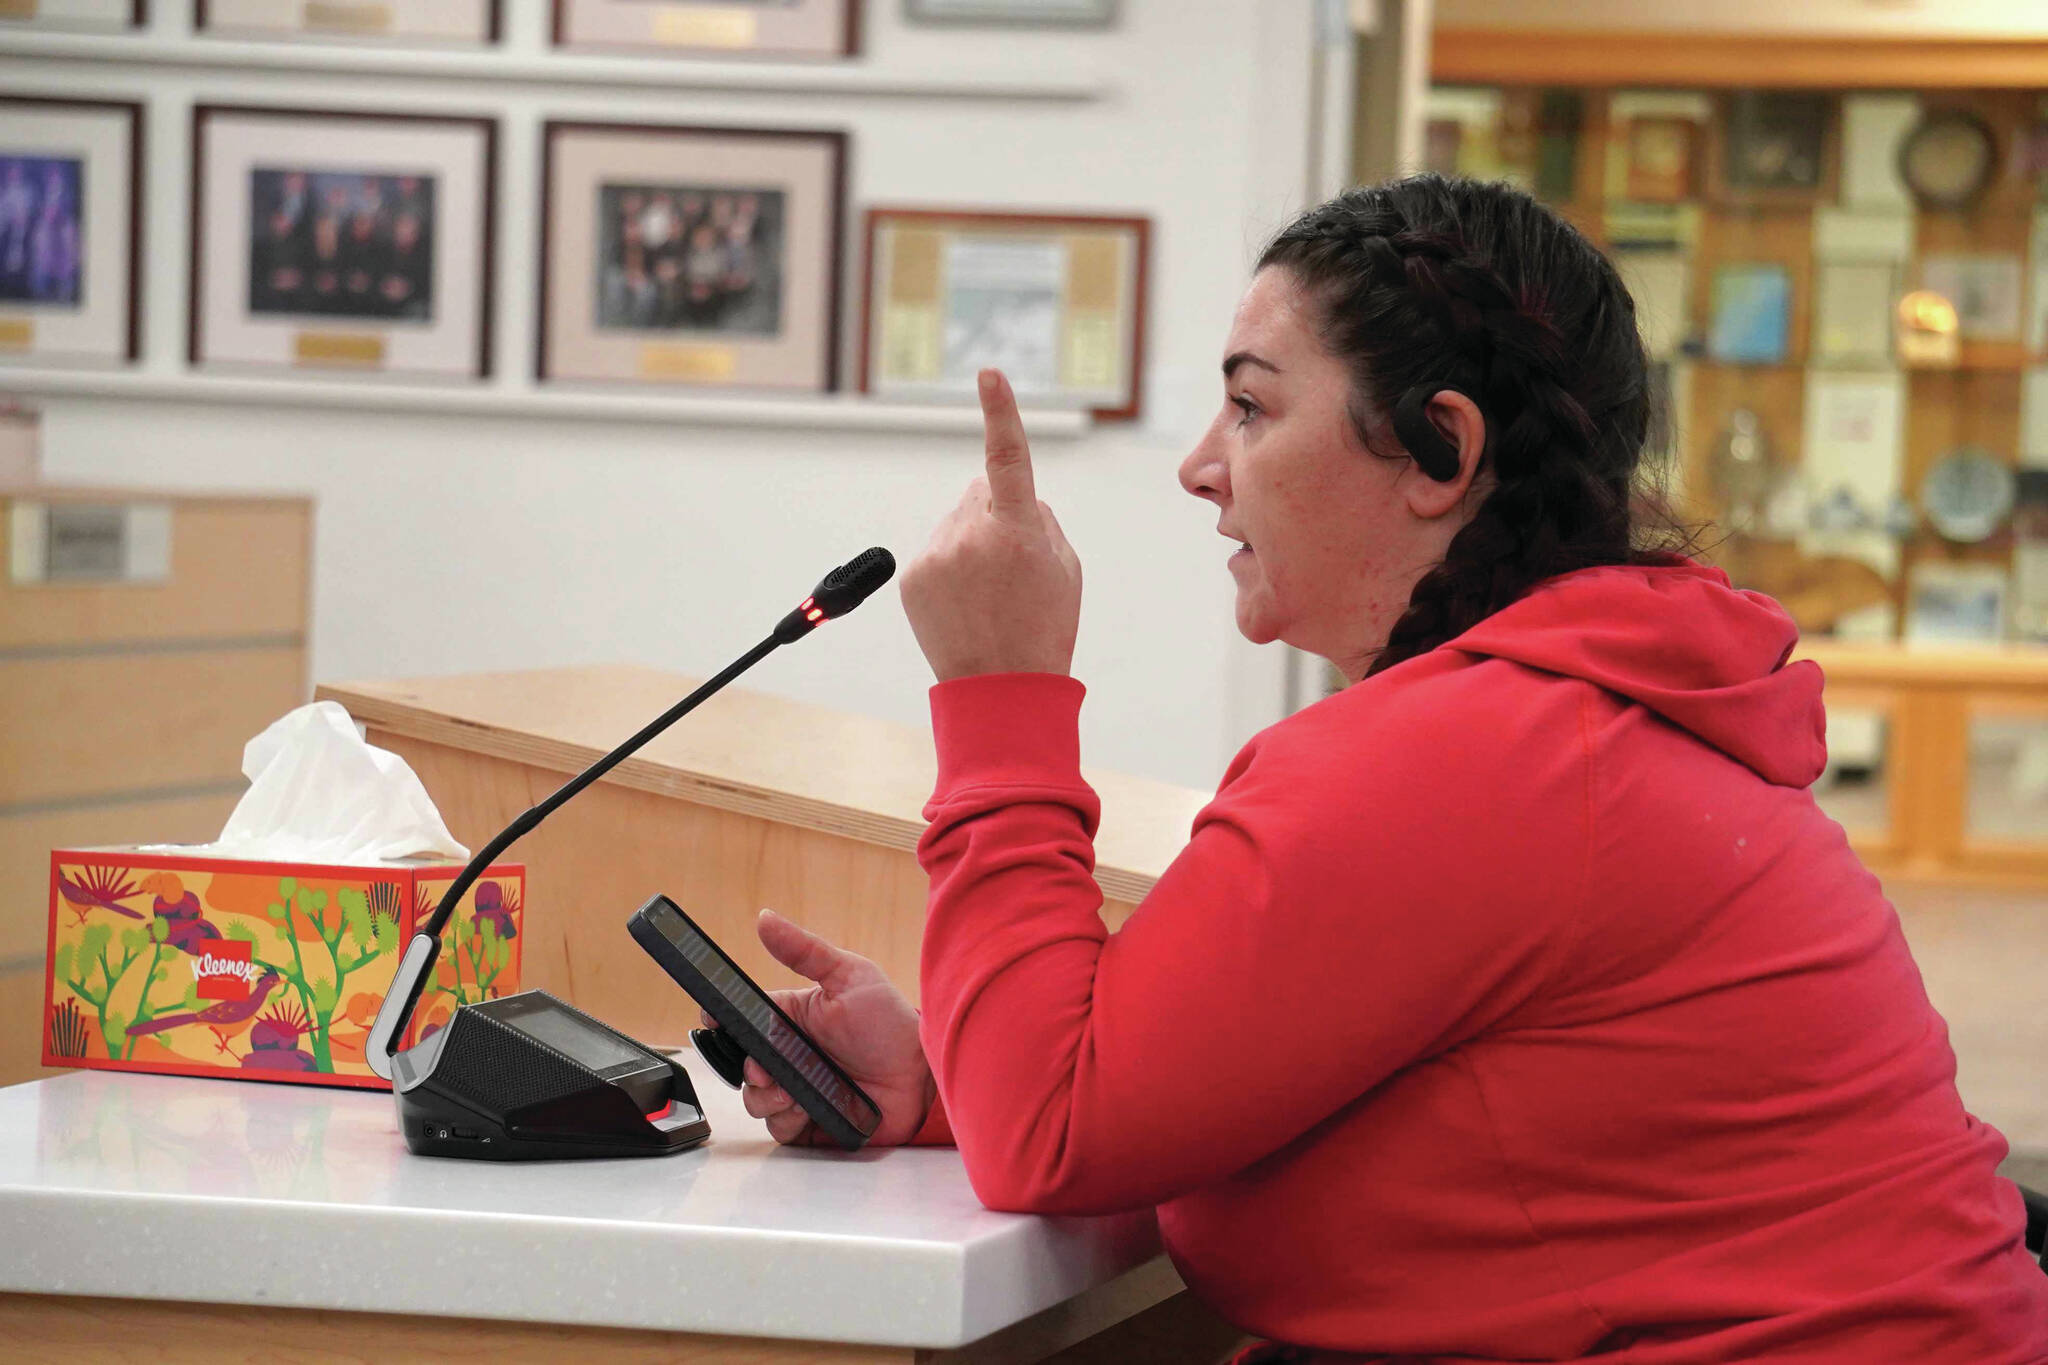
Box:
(0, 500, 310, 650)
(0, 791, 243, 960)
(0, 967, 59, 1088)
(0, 648, 304, 805)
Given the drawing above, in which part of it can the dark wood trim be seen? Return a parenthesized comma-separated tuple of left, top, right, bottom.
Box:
(188, 104, 499, 378)
(132, 0, 146, 25)
(487, 0, 503, 44)
(1433, 27, 2048, 90)
(193, 0, 208, 26)
(844, 0, 862, 57)
(0, 95, 145, 365)
(856, 206, 1152, 422)
(536, 120, 850, 394)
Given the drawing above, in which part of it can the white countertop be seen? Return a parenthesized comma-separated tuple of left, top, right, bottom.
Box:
(0, 1059, 1168, 1349)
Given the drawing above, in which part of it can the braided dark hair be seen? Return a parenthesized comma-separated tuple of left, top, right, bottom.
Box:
(1259, 174, 1684, 678)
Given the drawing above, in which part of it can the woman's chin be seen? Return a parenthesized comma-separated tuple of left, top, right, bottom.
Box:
(1233, 596, 1284, 646)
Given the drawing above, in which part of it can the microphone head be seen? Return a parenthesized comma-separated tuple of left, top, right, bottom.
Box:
(810, 547, 896, 618)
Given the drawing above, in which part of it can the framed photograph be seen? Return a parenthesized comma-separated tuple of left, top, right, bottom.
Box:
(190, 106, 496, 379)
(196, 0, 501, 43)
(1623, 117, 1697, 203)
(1906, 562, 2008, 644)
(552, 0, 858, 58)
(862, 207, 1148, 421)
(0, 1, 142, 30)
(540, 121, 845, 392)
(0, 97, 142, 367)
(904, 0, 1115, 24)
(1714, 92, 1835, 205)
(1919, 253, 2024, 342)
(1708, 263, 1792, 364)
(1812, 259, 1896, 366)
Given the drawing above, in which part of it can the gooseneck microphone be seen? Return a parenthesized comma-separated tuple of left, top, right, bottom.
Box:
(365, 548, 897, 1083)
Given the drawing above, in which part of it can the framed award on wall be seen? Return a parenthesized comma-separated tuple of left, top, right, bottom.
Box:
(538, 121, 847, 393)
(861, 208, 1148, 421)
(196, 0, 501, 43)
(0, 96, 143, 367)
(0, 0, 143, 30)
(551, 0, 858, 58)
(189, 105, 498, 379)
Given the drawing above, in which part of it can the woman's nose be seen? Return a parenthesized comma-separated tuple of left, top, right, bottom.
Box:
(1178, 428, 1229, 503)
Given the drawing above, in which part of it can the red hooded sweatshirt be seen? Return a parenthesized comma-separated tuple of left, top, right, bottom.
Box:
(915, 560, 2048, 1363)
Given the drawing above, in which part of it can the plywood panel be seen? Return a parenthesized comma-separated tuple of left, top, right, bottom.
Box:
(0, 790, 243, 960)
(0, 498, 311, 650)
(375, 733, 1140, 1045)
(0, 647, 304, 806)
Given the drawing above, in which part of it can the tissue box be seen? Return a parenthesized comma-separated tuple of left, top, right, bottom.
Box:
(41, 848, 524, 1089)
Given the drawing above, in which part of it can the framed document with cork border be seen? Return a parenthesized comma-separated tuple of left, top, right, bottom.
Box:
(196, 0, 501, 44)
(538, 121, 846, 393)
(190, 105, 496, 380)
(551, 0, 858, 58)
(0, 0, 143, 30)
(860, 208, 1148, 421)
(0, 96, 143, 368)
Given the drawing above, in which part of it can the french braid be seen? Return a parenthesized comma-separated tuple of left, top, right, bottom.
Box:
(1259, 175, 1686, 677)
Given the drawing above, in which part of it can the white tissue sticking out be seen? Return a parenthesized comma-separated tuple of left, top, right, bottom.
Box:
(185, 701, 470, 864)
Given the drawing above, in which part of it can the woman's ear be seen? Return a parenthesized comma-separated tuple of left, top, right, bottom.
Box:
(1403, 390, 1487, 519)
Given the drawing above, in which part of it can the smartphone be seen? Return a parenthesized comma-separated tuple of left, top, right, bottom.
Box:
(627, 894, 880, 1151)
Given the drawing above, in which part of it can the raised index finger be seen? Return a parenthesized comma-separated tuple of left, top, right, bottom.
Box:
(978, 368, 1036, 521)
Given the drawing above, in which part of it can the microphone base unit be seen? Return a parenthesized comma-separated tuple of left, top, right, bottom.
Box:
(391, 990, 710, 1161)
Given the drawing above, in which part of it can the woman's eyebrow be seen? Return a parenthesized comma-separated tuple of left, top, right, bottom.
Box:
(1222, 351, 1281, 380)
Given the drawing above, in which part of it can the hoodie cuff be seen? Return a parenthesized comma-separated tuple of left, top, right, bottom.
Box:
(928, 673, 1086, 797)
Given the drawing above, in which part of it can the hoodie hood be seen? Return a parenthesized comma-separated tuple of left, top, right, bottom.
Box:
(1447, 560, 1826, 788)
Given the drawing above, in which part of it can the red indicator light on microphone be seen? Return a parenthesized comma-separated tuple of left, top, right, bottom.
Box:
(805, 608, 824, 622)
(645, 1101, 674, 1122)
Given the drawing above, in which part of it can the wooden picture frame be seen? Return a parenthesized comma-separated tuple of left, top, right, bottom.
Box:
(550, 0, 860, 59)
(189, 105, 498, 380)
(860, 207, 1149, 421)
(1711, 91, 1838, 207)
(0, 0, 144, 30)
(195, 0, 503, 43)
(0, 95, 144, 367)
(537, 121, 848, 394)
(1623, 116, 1697, 204)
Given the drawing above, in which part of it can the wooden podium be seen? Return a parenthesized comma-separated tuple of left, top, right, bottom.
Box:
(315, 665, 1211, 1049)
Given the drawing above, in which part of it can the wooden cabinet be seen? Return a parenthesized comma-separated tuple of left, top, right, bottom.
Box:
(0, 486, 311, 1086)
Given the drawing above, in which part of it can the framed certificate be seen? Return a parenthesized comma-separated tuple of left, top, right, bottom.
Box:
(0, 96, 143, 367)
(551, 0, 859, 58)
(539, 121, 846, 393)
(0, 0, 142, 30)
(190, 106, 497, 379)
(861, 208, 1148, 421)
(196, 0, 501, 43)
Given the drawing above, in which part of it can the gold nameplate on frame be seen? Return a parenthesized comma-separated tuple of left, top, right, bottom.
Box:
(0, 319, 33, 351)
(304, 1, 395, 33)
(638, 343, 737, 381)
(0, 0, 38, 18)
(652, 6, 758, 47)
(294, 332, 388, 367)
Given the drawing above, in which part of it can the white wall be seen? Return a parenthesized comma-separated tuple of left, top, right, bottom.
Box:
(9, 0, 1332, 791)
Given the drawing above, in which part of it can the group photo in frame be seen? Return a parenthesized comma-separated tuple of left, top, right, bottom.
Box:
(0, 95, 143, 368)
(0, 0, 142, 31)
(861, 207, 1148, 420)
(1713, 91, 1838, 205)
(551, 0, 859, 59)
(190, 105, 497, 379)
(195, 0, 501, 44)
(538, 121, 846, 393)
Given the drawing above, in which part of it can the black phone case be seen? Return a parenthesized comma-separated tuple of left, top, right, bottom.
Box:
(627, 898, 878, 1151)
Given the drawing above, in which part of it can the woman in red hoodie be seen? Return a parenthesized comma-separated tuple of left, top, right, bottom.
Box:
(722, 177, 2048, 1362)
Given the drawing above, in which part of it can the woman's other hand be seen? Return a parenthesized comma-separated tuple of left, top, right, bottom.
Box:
(900, 368, 1083, 682)
(701, 909, 934, 1147)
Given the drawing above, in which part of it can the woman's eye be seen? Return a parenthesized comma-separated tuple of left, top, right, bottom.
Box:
(1230, 396, 1259, 428)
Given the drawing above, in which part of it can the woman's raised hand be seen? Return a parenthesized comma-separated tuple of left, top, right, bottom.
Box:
(899, 368, 1083, 682)
(705, 909, 934, 1147)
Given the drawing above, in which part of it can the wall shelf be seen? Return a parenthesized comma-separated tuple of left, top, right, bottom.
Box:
(0, 30, 1111, 101)
(0, 368, 1095, 439)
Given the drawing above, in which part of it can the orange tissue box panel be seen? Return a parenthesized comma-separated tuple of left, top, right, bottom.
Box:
(42, 849, 524, 1090)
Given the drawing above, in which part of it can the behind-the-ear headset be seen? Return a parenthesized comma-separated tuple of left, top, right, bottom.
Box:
(1391, 386, 1467, 483)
